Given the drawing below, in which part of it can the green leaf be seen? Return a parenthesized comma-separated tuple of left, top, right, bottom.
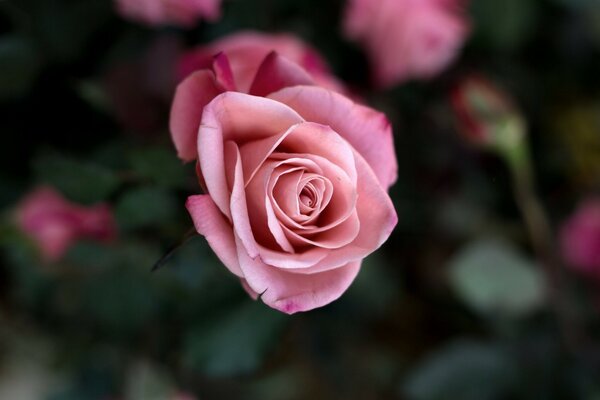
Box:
(403, 340, 517, 400)
(448, 238, 545, 317)
(344, 254, 400, 316)
(83, 269, 160, 336)
(183, 301, 288, 377)
(128, 147, 188, 189)
(124, 361, 176, 400)
(0, 35, 41, 99)
(32, 152, 119, 204)
(32, 0, 111, 63)
(65, 241, 121, 270)
(115, 186, 177, 230)
(164, 235, 219, 289)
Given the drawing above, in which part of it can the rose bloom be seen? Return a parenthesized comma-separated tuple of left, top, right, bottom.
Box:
(560, 199, 600, 279)
(343, 0, 470, 88)
(177, 31, 345, 94)
(115, 0, 221, 27)
(171, 45, 397, 313)
(15, 186, 116, 262)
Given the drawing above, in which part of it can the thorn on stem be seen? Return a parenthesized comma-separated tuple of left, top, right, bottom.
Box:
(151, 227, 197, 272)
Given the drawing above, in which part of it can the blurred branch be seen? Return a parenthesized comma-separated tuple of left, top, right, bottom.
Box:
(505, 138, 588, 354)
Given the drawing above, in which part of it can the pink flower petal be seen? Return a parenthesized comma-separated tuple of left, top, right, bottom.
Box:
(249, 51, 315, 97)
(269, 86, 397, 189)
(212, 52, 237, 91)
(235, 232, 362, 314)
(170, 70, 224, 161)
(225, 141, 260, 258)
(282, 210, 360, 250)
(186, 194, 243, 277)
(199, 92, 304, 217)
(245, 158, 321, 252)
(286, 150, 397, 274)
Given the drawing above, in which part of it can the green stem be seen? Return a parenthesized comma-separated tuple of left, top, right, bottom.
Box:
(503, 139, 584, 353)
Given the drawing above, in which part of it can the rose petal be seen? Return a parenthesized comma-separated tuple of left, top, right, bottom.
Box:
(270, 153, 356, 232)
(185, 194, 243, 277)
(225, 141, 261, 258)
(282, 210, 360, 249)
(245, 158, 321, 252)
(212, 52, 237, 91)
(286, 149, 397, 274)
(239, 121, 357, 188)
(236, 233, 362, 314)
(269, 86, 397, 189)
(199, 92, 304, 218)
(249, 51, 315, 97)
(270, 168, 305, 220)
(170, 70, 223, 161)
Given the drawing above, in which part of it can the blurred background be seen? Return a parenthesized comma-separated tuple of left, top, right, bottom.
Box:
(1, 0, 600, 399)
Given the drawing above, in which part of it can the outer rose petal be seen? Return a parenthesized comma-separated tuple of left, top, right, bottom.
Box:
(176, 31, 339, 92)
(186, 194, 243, 277)
(235, 232, 362, 314)
(198, 92, 304, 218)
(212, 52, 237, 91)
(269, 85, 397, 189)
(170, 70, 224, 161)
(249, 52, 315, 97)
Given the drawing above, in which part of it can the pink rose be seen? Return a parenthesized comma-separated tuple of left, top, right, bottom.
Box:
(15, 186, 116, 262)
(560, 199, 600, 279)
(171, 49, 397, 313)
(115, 0, 222, 27)
(177, 31, 345, 94)
(343, 0, 470, 88)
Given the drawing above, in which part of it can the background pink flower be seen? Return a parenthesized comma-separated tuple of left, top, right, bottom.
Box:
(560, 199, 600, 279)
(15, 187, 116, 262)
(344, 0, 470, 88)
(115, 0, 222, 27)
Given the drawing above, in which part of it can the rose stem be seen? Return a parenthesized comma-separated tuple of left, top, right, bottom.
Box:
(504, 136, 586, 354)
(151, 227, 197, 272)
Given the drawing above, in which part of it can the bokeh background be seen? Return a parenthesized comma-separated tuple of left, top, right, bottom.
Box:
(1, 0, 600, 399)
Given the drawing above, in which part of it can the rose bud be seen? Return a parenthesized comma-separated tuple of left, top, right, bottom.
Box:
(560, 199, 600, 280)
(450, 74, 526, 153)
(170, 44, 397, 313)
(115, 0, 222, 27)
(15, 186, 116, 262)
(343, 0, 470, 88)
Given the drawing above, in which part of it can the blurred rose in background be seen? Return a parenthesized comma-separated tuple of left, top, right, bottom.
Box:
(115, 0, 222, 27)
(15, 186, 116, 262)
(343, 0, 469, 87)
(561, 199, 600, 279)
